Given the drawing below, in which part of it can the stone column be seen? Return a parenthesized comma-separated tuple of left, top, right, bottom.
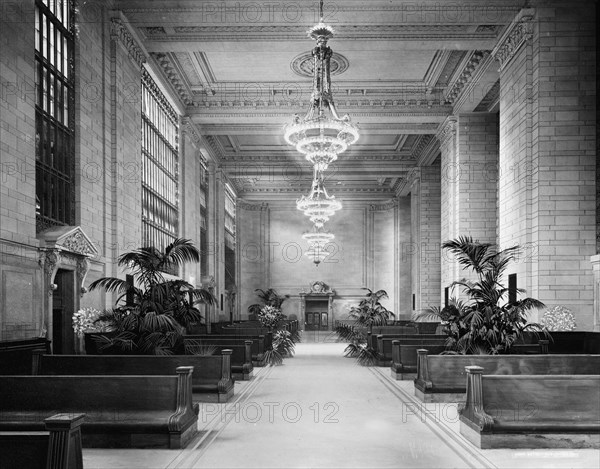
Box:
(437, 114, 499, 299)
(409, 164, 442, 314)
(494, 6, 596, 328)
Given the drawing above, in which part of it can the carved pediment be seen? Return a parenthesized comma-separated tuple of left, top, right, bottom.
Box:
(38, 226, 99, 257)
(301, 281, 334, 295)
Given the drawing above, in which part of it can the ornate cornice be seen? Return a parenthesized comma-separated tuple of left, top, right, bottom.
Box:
(204, 135, 224, 160)
(491, 9, 535, 72)
(436, 116, 458, 146)
(413, 135, 440, 167)
(180, 117, 200, 143)
(110, 18, 146, 67)
(188, 99, 451, 111)
(134, 24, 502, 42)
(445, 51, 490, 104)
(237, 201, 269, 211)
(151, 52, 193, 105)
(369, 199, 398, 211)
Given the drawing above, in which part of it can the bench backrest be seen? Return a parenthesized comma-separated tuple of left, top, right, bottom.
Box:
(187, 342, 251, 365)
(418, 353, 600, 390)
(0, 370, 192, 413)
(37, 354, 230, 383)
(392, 343, 447, 367)
(183, 334, 273, 355)
(369, 333, 446, 350)
(481, 374, 600, 424)
(377, 335, 447, 357)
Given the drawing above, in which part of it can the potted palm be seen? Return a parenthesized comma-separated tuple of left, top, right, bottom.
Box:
(416, 236, 549, 354)
(247, 288, 290, 319)
(335, 288, 395, 365)
(88, 238, 214, 355)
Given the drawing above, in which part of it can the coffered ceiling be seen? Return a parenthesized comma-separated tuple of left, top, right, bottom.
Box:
(117, 0, 523, 200)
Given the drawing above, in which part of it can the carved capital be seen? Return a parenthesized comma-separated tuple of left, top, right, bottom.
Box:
(492, 9, 535, 72)
(436, 116, 457, 147)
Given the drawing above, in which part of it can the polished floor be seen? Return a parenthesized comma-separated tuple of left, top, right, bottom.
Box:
(84, 333, 600, 469)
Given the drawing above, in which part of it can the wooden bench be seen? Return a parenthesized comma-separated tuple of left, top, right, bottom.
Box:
(184, 340, 254, 380)
(367, 333, 447, 352)
(185, 335, 267, 366)
(415, 351, 600, 403)
(0, 338, 50, 375)
(375, 335, 447, 366)
(0, 367, 199, 449)
(34, 352, 235, 402)
(0, 414, 84, 469)
(459, 366, 600, 448)
(391, 342, 447, 379)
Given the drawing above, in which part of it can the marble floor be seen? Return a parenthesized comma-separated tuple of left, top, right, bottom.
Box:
(83, 335, 600, 469)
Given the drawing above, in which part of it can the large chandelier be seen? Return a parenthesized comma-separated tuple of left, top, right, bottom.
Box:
(296, 171, 342, 228)
(283, 0, 358, 172)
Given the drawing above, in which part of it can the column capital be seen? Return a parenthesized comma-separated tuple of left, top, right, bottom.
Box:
(436, 116, 457, 146)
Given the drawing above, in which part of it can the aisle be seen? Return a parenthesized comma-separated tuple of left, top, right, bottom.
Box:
(169, 341, 478, 469)
(83, 341, 600, 469)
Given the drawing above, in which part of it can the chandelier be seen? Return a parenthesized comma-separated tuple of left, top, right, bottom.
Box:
(283, 0, 358, 172)
(296, 170, 342, 228)
(301, 225, 335, 246)
(304, 244, 330, 266)
(302, 225, 334, 266)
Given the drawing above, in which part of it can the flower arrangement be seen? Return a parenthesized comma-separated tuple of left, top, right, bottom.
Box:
(540, 305, 576, 331)
(72, 308, 112, 336)
(257, 305, 284, 330)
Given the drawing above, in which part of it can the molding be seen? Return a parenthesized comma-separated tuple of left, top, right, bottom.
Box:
(151, 52, 194, 105)
(188, 99, 451, 110)
(436, 116, 457, 146)
(237, 201, 269, 211)
(291, 51, 349, 78)
(369, 199, 398, 211)
(445, 51, 490, 104)
(491, 8, 535, 72)
(109, 18, 146, 67)
(413, 135, 440, 167)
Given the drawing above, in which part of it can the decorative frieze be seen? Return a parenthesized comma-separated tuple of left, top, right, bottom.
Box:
(237, 201, 269, 211)
(491, 9, 535, 72)
(110, 18, 146, 68)
(369, 199, 398, 211)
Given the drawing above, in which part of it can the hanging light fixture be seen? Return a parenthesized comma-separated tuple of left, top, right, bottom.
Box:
(302, 224, 335, 246)
(304, 244, 330, 266)
(302, 225, 334, 266)
(284, 0, 358, 172)
(296, 170, 342, 228)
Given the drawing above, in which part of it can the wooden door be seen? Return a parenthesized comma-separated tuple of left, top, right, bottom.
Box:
(52, 269, 75, 354)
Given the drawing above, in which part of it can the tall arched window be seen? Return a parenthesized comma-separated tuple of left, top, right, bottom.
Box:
(35, 0, 75, 232)
(141, 69, 179, 257)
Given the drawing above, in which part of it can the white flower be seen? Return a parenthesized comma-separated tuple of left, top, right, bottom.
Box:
(540, 306, 576, 331)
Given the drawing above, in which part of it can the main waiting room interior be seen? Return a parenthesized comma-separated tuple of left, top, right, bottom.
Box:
(0, 0, 598, 468)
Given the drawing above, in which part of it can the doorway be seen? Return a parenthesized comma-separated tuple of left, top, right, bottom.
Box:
(305, 311, 328, 331)
(52, 269, 75, 354)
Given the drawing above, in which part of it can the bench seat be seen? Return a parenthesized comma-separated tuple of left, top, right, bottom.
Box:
(415, 351, 600, 403)
(0, 369, 198, 449)
(459, 369, 600, 448)
(36, 353, 234, 403)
